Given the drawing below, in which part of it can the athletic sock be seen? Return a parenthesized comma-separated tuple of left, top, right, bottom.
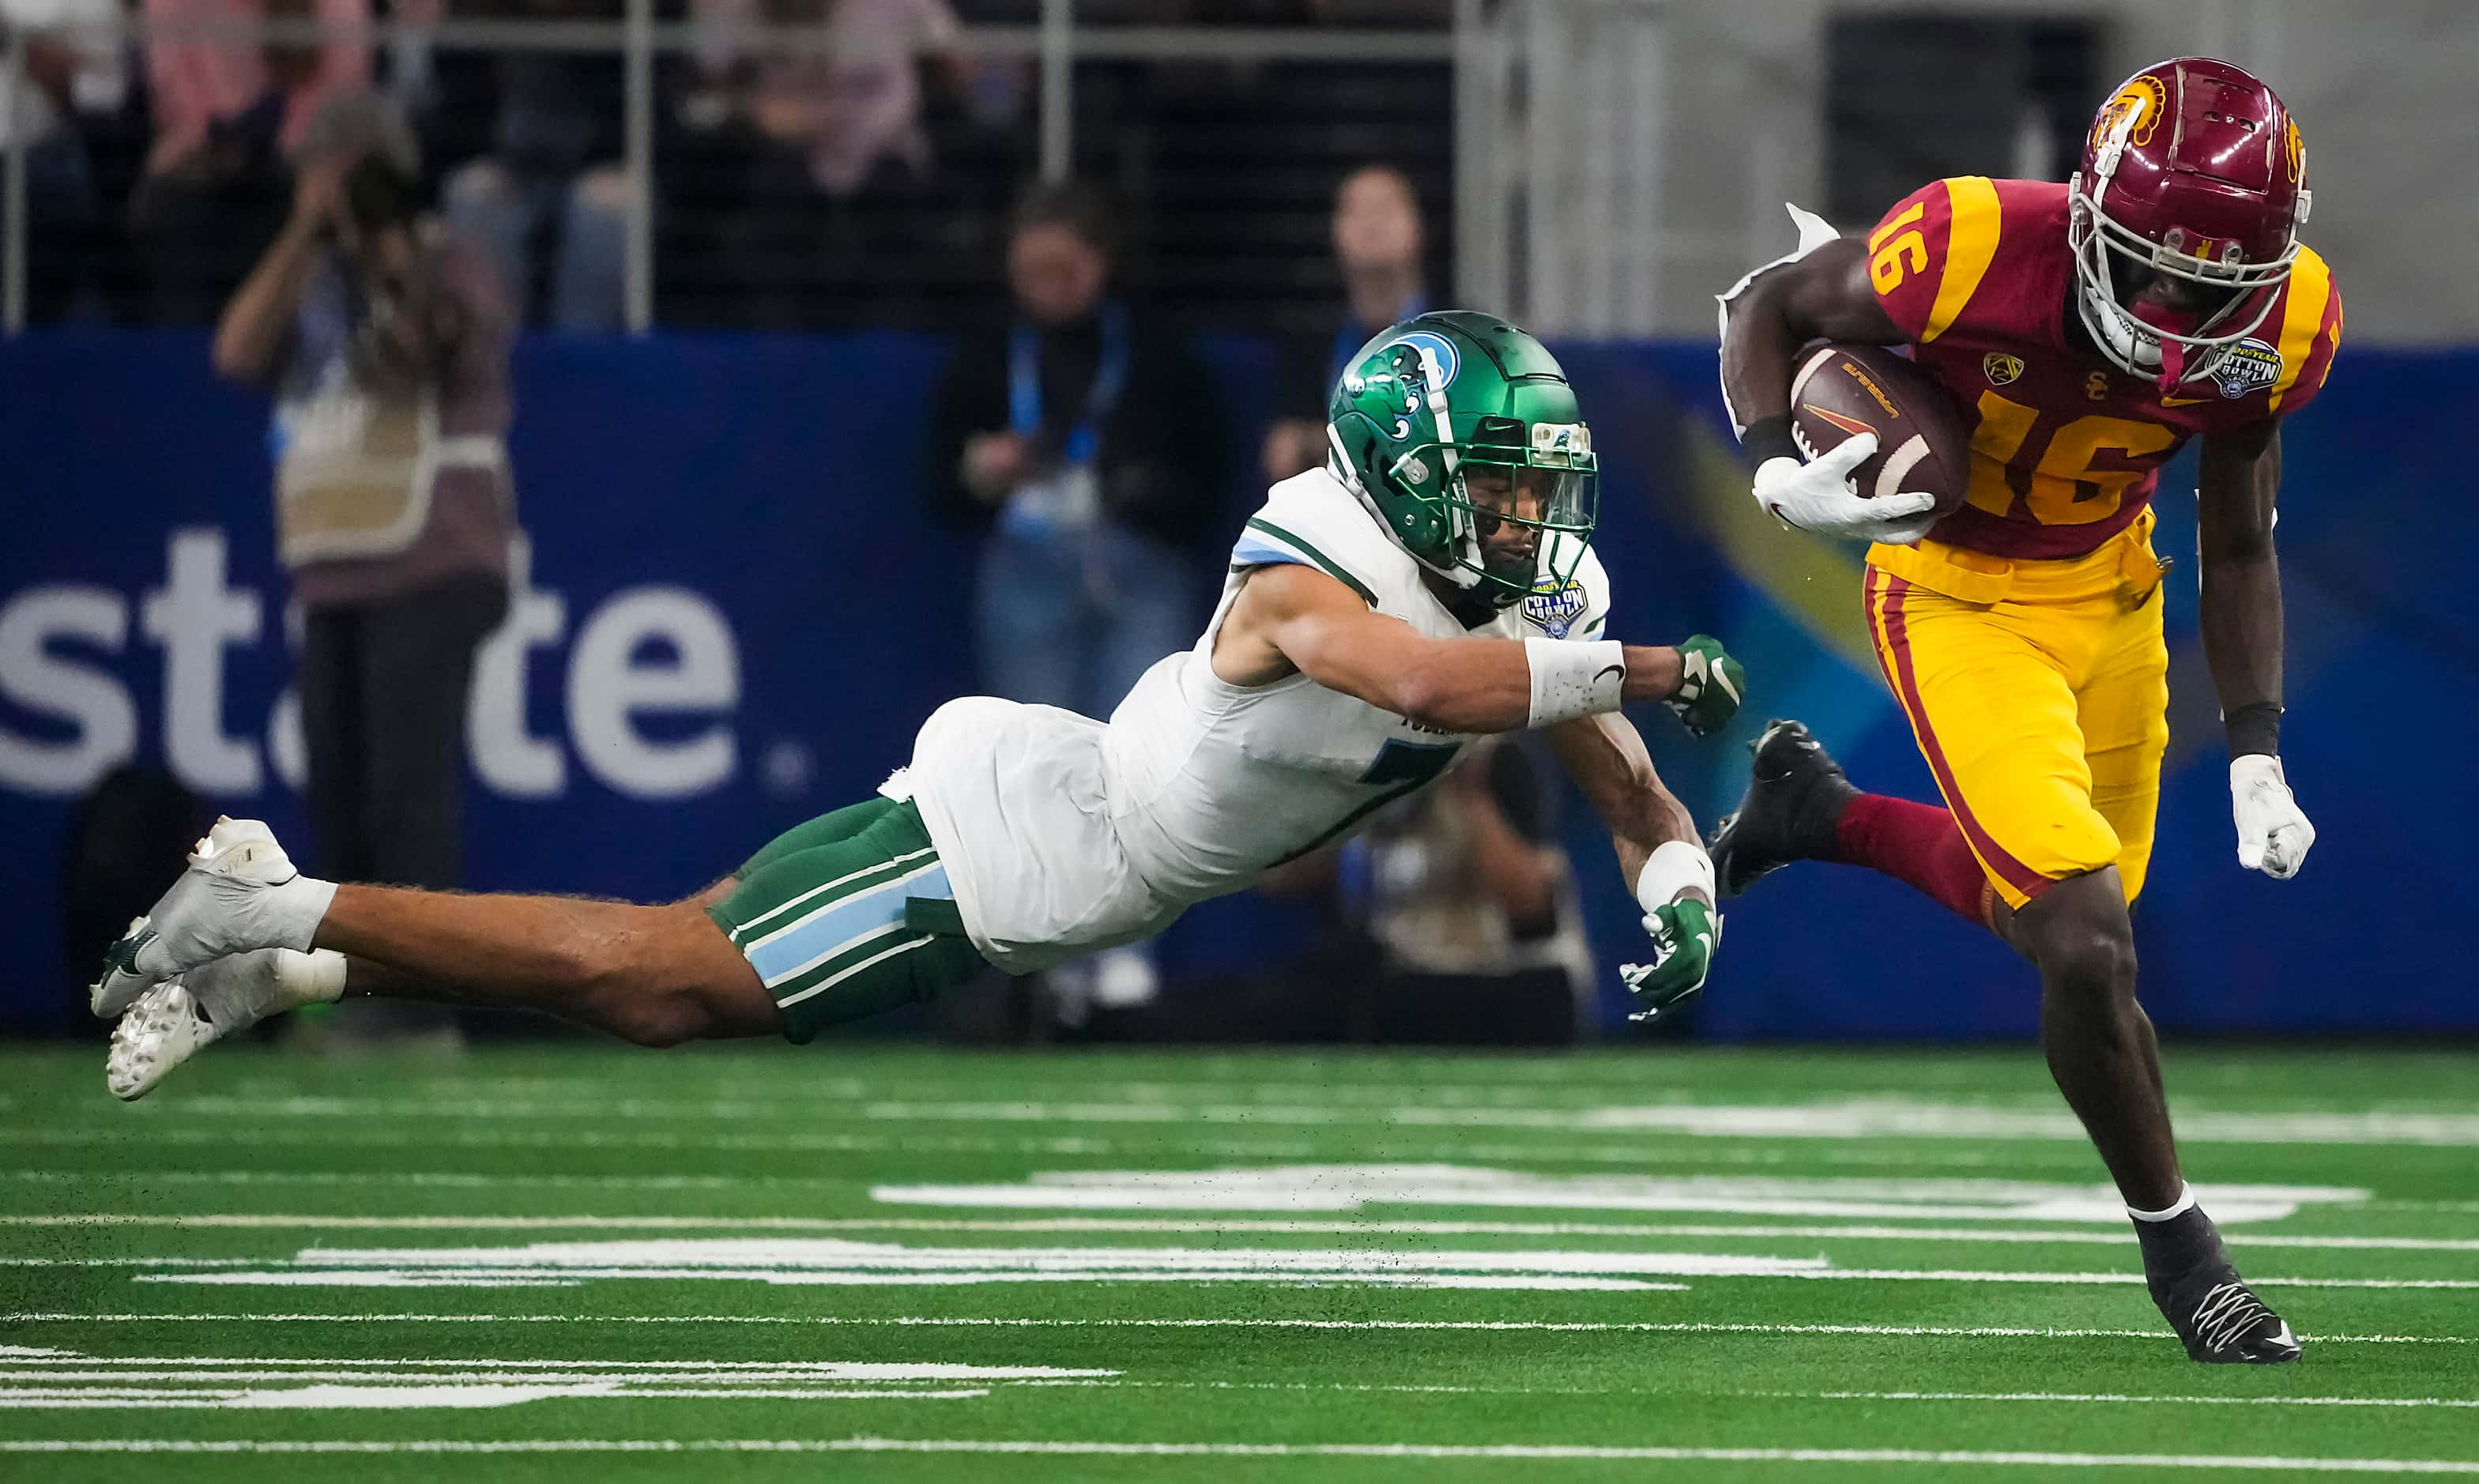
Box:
(2129, 1188, 2227, 1302)
(1831, 793, 1995, 930)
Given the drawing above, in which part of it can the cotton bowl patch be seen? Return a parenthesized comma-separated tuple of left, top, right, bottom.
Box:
(2213, 337, 2283, 398)
(1523, 577, 1588, 637)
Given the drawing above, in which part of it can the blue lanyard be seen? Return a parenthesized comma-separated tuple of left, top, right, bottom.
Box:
(1010, 301, 1130, 467)
(1328, 292, 1427, 387)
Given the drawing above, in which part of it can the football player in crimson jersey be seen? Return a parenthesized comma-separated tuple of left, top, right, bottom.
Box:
(1712, 58, 2337, 1363)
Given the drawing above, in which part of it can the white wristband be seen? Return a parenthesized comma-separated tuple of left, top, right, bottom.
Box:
(1635, 839, 1716, 914)
(1524, 638, 1627, 729)
(277, 947, 348, 1006)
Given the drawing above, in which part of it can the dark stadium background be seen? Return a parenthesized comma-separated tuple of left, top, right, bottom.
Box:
(1, 2, 2469, 1041)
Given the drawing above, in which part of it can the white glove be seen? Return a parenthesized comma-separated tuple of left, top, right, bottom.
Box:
(2231, 754, 2315, 879)
(1750, 432, 1941, 545)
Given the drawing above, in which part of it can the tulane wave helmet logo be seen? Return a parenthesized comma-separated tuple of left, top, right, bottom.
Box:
(1384, 330, 1461, 392)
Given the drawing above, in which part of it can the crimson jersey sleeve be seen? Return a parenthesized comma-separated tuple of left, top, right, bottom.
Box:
(2258, 247, 2343, 421)
(1865, 176, 2063, 348)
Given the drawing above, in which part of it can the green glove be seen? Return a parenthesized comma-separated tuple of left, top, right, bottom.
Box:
(1665, 635, 1747, 739)
(1620, 897, 1721, 1023)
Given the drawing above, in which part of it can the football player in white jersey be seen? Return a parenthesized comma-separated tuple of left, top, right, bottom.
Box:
(94, 311, 1749, 1098)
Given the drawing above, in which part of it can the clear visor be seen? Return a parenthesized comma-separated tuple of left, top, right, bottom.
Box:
(1447, 458, 1595, 595)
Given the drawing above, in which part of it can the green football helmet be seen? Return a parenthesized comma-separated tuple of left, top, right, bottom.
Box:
(1326, 309, 1597, 608)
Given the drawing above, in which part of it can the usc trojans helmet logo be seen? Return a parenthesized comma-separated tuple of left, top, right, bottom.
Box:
(2090, 73, 2167, 154)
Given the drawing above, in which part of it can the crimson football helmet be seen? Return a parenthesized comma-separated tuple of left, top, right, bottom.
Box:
(2068, 58, 2310, 388)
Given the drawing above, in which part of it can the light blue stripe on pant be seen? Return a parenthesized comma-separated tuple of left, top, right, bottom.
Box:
(745, 863, 954, 988)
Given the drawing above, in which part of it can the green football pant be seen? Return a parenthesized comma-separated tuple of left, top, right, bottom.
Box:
(705, 796, 989, 1043)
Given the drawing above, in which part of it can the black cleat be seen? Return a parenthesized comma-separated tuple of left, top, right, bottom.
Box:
(1706, 719, 1859, 898)
(2155, 1262, 2303, 1364)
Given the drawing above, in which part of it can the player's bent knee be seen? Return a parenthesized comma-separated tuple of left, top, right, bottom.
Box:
(606, 988, 715, 1049)
(573, 902, 777, 1047)
(2040, 926, 2137, 1004)
(2020, 872, 2137, 1000)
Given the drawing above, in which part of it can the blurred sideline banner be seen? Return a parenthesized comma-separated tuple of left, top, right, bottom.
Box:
(2, 332, 2469, 1037)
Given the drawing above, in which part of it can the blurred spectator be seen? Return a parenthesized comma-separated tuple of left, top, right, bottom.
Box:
(1262, 162, 1427, 482)
(929, 179, 1223, 718)
(130, 0, 371, 321)
(926, 179, 1223, 1014)
(209, 90, 514, 920)
(436, 0, 631, 331)
(0, 0, 127, 320)
(677, 0, 963, 327)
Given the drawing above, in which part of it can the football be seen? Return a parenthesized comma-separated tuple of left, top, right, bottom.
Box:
(1787, 343, 1976, 519)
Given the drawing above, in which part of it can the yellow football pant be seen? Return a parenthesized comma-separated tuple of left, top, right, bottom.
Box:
(1861, 513, 2172, 910)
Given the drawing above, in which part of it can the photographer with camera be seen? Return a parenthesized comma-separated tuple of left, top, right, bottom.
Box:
(211, 90, 515, 998)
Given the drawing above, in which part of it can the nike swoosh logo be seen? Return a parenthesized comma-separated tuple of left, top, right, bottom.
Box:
(2268, 1321, 2297, 1348)
(1596, 665, 1625, 684)
(1800, 403, 1878, 439)
(2160, 394, 2210, 407)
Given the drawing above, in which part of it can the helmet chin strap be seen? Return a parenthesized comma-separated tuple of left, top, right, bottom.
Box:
(2134, 302, 2202, 393)
(1412, 345, 1486, 584)
(1323, 420, 1486, 591)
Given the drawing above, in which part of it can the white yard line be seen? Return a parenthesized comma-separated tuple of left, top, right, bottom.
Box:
(5, 1313, 2469, 1343)
(1003, 1380, 2479, 1410)
(2, 1370, 2473, 1410)
(60, 1094, 2479, 1146)
(0, 1358, 1112, 1376)
(124, 1267, 2479, 1292)
(2, 1438, 2478, 1471)
(8, 1214, 2475, 1253)
(0, 1377, 1115, 1387)
(0, 1388, 994, 1408)
(1776, 1270, 2479, 1291)
(0, 1169, 786, 1192)
(1785, 1391, 2479, 1410)
(0, 1130, 2108, 1171)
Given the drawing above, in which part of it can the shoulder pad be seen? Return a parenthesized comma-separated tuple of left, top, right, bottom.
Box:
(2265, 247, 2341, 417)
(1231, 470, 1403, 608)
(1867, 176, 2007, 344)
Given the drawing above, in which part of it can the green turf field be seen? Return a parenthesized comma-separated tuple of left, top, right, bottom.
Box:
(2, 1042, 2475, 1481)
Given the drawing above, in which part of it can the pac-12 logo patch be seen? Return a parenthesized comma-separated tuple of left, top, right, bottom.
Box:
(2212, 337, 2284, 399)
(1982, 352, 2024, 386)
(1522, 575, 1588, 638)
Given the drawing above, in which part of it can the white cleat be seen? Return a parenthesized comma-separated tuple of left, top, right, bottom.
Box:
(106, 981, 224, 1101)
(105, 948, 346, 1101)
(91, 818, 329, 1019)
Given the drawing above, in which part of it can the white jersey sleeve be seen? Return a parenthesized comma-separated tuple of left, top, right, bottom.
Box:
(1227, 470, 1405, 608)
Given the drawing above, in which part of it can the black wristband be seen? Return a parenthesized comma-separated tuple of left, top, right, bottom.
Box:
(2225, 701, 2283, 759)
(1742, 414, 1801, 469)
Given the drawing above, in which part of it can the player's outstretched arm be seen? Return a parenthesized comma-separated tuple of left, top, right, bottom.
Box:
(1545, 711, 1720, 1020)
(1215, 564, 1727, 736)
(1717, 237, 1938, 544)
(2198, 421, 2315, 879)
